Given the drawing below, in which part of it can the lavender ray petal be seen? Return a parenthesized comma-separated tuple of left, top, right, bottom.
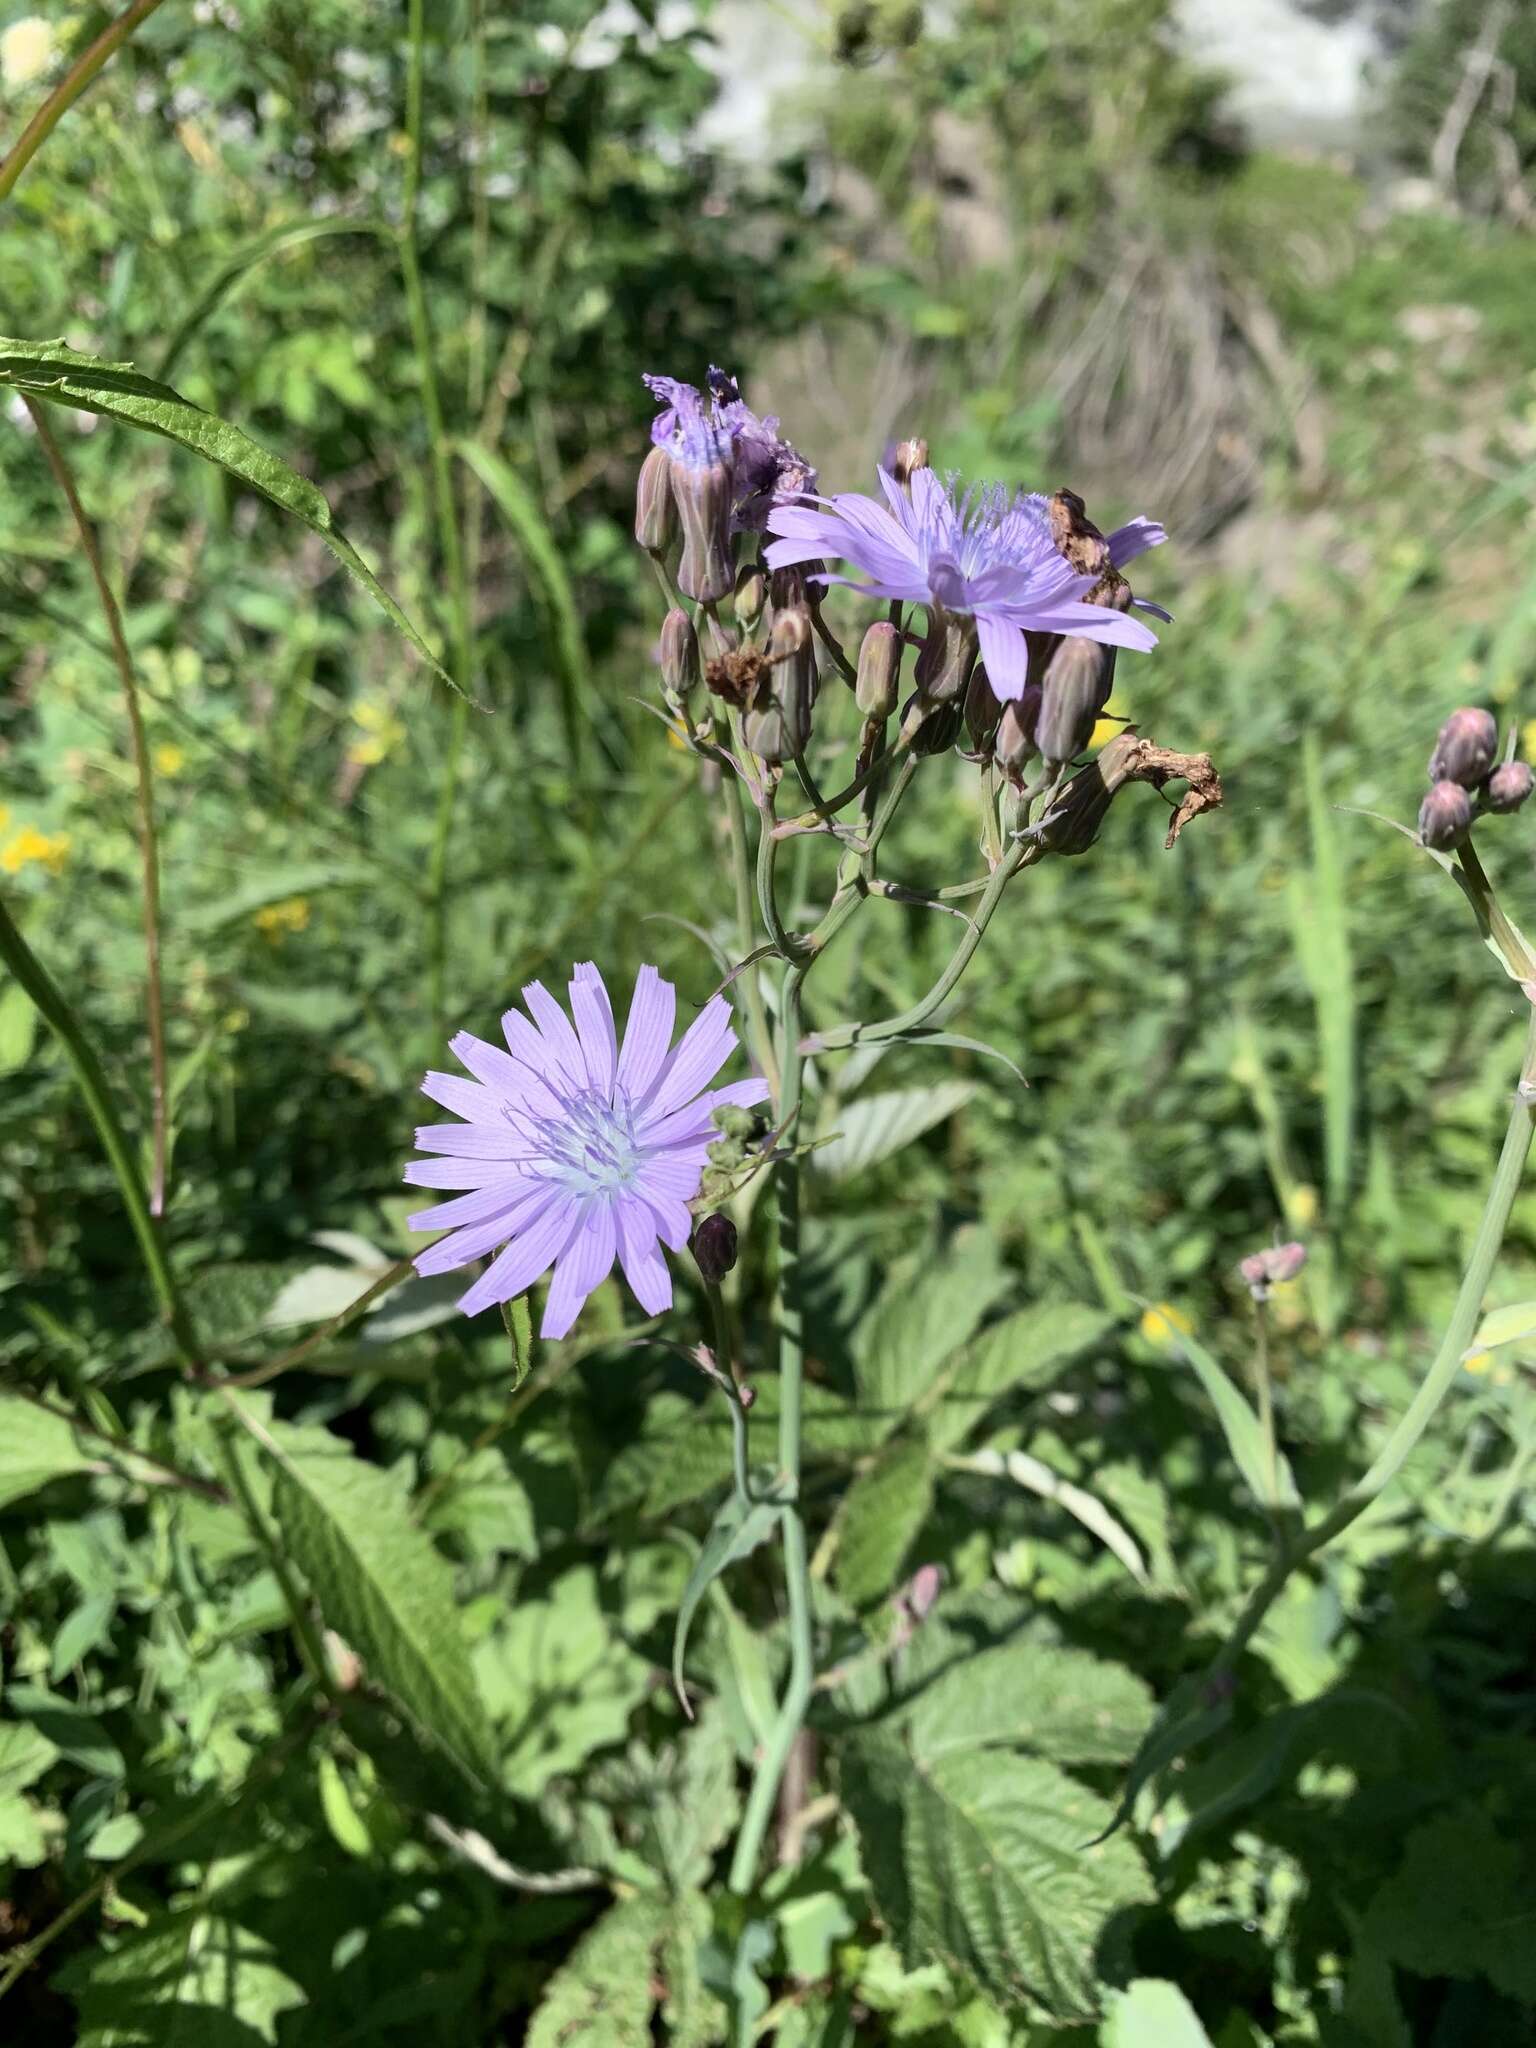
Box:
(405, 1156, 523, 1190)
(522, 980, 588, 1092)
(539, 1200, 618, 1340)
(415, 1185, 549, 1277)
(569, 961, 618, 1094)
(614, 1196, 672, 1318)
(616, 963, 676, 1100)
(975, 612, 1030, 702)
(407, 1178, 536, 1234)
(1106, 517, 1167, 567)
(457, 1194, 579, 1320)
(421, 1070, 498, 1122)
(450, 1030, 536, 1103)
(638, 996, 737, 1118)
(414, 1120, 530, 1160)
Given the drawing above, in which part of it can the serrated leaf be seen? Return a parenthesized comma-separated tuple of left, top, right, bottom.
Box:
(922, 1301, 1113, 1453)
(259, 1418, 498, 1786)
(906, 1640, 1155, 1767)
(1364, 1806, 1536, 2004)
(262, 1261, 385, 1329)
(673, 1494, 780, 1710)
(0, 1391, 95, 1508)
(1101, 1978, 1214, 2046)
(0, 337, 455, 696)
(526, 1894, 671, 2048)
(55, 1912, 306, 2046)
(841, 1736, 1151, 2019)
(815, 1082, 975, 1180)
(0, 1719, 59, 1798)
(852, 1229, 1009, 1435)
(833, 1437, 935, 1608)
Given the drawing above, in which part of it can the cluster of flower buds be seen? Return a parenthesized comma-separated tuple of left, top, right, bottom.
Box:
(1418, 707, 1533, 851)
(1238, 1240, 1308, 1303)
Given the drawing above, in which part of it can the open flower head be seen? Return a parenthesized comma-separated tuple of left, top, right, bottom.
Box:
(644, 365, 816, 533)
(406, 964, 769, 1339)
(766, 467, 1167, 702)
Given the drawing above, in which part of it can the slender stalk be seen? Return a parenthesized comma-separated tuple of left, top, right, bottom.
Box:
(729, 964, 812, 1891)
(215, 1415, 335, 1696)
(1252, 1304, 1278, 1513)
(723, 768, 778, 1092)
(26, 397, 170, 1215)
(399, 0, 474, 1029)
(755, 791, 805, 960)
(0, 0, 168, 203)
(1209, 1005, 1536, 1680)
(208, 1255, 415, 1389)
(0, 892, 198, 1367)
(6, 1385, 225, 1502)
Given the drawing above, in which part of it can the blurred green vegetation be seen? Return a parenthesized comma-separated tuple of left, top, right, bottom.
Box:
(5, 0, 1536, 2042)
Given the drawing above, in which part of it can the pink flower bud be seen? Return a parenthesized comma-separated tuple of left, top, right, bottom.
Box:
(1486, 760, 1533, 815)
(1419, 779, 1472, 850)
(634, 444, 676, 554)
(1428, 707, 1497, 790)
(1239, 1240, 1308, 1299)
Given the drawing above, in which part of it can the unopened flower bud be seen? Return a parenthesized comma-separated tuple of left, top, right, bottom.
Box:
(1428, 707, 1497, 789)
(903, 692, 964, 756)
(1037, 731, 1141, 854)
(745, 607, 816, 762)
(964, 665, 1000, 754)
(855, 620, 901, 719)
(670, 447, 735, 603)
(634, 444, 676, 554)
(1418, 778, 1472, 850)
(692, 1211, 738, 1284)
(1239, 1240, 1308, 1301)
(914, 606, 978, 706)
(733, 563, 766, 631)
(1486, 759, 1533, 814)
(995, 687, 1041, 782)
(892, 437, 929, 490)
(659, 608, 700, 705)
(1035, 635, 1116, 765)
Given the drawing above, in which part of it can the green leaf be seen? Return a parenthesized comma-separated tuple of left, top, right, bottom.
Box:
(833, 1437, 935, 1608)
(0, 337, 456, 697)
(1101, 1979, 1214, 2047)
(55, 1912, 306, 2046)
(500, 1292, 534, 1390)
(316, 1751, 374, 1860)
(1466, 1299, 1536, 1357)
(922, 1301, 1113, 1453)
(1164, 1323, 1299, 1509)
(1364, 1807, 1536, 2004)
(815, 1082, 975, 1180)
(841, 1735, 1151, 2020)
(906, 1640, 1155, 1767)
(672, 1493, 780, 1710)
(256, 1415, 498, 1787)
(0, 1719, 59, 1799)
(0, 977, 38, 1074)
(852, 1229, 1009, 1436)
(0, 1391, 95, 1508)
(526, 1894, 672, 2048)
(455, 440, 590, 754)
(181, 864, 379, 937)
(1289, 731, 1355, 1217)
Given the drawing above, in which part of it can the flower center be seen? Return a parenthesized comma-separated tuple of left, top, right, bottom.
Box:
(535, 1087, 644, 1196)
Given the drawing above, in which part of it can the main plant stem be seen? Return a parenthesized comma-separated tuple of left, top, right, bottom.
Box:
(729, 961, 812, 1891)
(1210, 1003, 1536, 1680)
(26, 397, 170, 1215)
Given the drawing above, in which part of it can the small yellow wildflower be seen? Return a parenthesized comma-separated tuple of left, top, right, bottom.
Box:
(1090, 704, 1127, 750)
(0, 17, 55, 88)
(347, 698, 406, 768)
(1140, 1302, 1193, 1348)
(254, 896, 311, 943)
(1, 826, 70, 875)
(154, 743, 186, 778)
(1463, 1351, 1492, 1376)
(1522, 719, 1536, 767)
(1287, 1183, 1319, 1229)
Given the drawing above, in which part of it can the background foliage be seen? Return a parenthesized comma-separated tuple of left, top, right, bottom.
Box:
(5, 0, 1536, 2041)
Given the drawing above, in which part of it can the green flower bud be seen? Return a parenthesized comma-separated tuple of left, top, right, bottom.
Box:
(1035, 635, 1115, 766)
(855, 620, 901, 719)
(659, 608, 701, 705)
(1487, 760, 1534, 814)
(634, 444, 676, 554)
(745, 607, 816, 763)
(995, 687, 1041, 782)
(692, 1212, 738, 1283)
(733, 563, 766, 631)
(1418, 778, 1473, 850)
(1036, 732, 1142, 855)
(913, 605, 978, 706)
(1428, 707, 1497, 789)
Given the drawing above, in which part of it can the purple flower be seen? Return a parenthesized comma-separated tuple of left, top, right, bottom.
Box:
(405, 964, 769, 1339)
(643, 365, 816, 532)
(765, 468, 1167, 702)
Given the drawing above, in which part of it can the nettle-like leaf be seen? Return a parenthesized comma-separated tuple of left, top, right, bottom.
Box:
(55, 1911, 306, 2047)
(1100, 1977, 1215, 2046)
(832, 1435, 936, 1609)
(0, 1391, 96, 1508)
(257, 1417, 499, 1787)
(920, 1299, 1114, 1453)
(814, 1081, 975, 1180)
(526, 1891, 723, 2048)
(906, 1640, 1156, 1769)
(852, 1228, 1010, 1434)
(0, 337, 456, 696)
(841, 1733, 1151, 2022)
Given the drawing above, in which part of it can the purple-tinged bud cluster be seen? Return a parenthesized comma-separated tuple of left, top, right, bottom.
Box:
(1416, 706, 1532, 849)
(691, 1211, 738, 1284)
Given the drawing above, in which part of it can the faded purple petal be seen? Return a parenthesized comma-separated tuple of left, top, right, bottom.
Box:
(1106, 517, 1166, 567)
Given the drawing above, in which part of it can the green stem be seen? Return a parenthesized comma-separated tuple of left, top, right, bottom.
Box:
(755, 790, 805, 961)
(0, 0, 169, 203)
(1210, 1005, 1536, 1679)
(729, 965, 811, 1892)
(0, 892, 198, 1367)
(216, 1397, 335, 1696)
(25, 397, 170, 1215)
(1252, 1304, 1278, 1515)
(724, 768, 778, 1094)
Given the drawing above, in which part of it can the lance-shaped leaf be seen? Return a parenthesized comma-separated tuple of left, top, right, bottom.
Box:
(672, 1492, 780, 1712)
(0, 337, 458, 697)
(1163, 1321, 1299, 1510)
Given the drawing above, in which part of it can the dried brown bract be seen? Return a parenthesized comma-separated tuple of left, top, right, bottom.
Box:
(704, 646, 769, 710)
